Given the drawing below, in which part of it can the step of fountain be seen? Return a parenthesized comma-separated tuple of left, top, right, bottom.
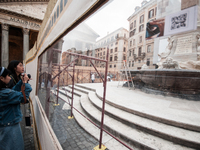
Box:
(57, 87, 137, 150)
(64, 85, 200, 149)
(75, 84, 200, 132)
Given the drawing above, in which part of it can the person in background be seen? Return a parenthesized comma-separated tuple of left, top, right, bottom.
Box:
(91, 73, 95, 83)
(0, 67, 32, 150)
(7, 60, 24, 88)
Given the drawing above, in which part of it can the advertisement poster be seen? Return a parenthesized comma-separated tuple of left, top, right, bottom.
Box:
(146, 18, 165, 40)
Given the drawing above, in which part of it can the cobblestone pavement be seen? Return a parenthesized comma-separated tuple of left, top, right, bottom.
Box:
(50, 98, 102, 150)
(23, 126, 35, 150)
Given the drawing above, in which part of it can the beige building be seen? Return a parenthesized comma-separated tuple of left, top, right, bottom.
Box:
(0, 1, 48, 67)
(127, 0, 157, 69)
(95, 27, 129, 71)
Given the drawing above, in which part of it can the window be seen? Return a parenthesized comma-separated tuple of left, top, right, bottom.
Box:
(116, 34, 119, 39)
(129, 61, 131, 67)
(103, 51, 105, 55)
(103, 56, 105, 60)
(134, 20, 136, 27)
(139, 36, 142, 43)
(147, 45, 151, 53)
(114, 65, 116, 68)
(129, 29, 136, 37)
(100, 52, 102, 56)
(60, 0, 63, 13)
(138, 47, 142, 56)
(132, 49, 135, 55)
(130, 41, 132, 46)
(130, 22, 133, 30)
(139, 24, 144, 32)
(115, 47, 117, 52)
(123, 47, 126, 52)
(123, 55, 126, 60)
(140, 15, 144, 24)
(147, 58, 150, 66)
(114, 55, 117, 61)
(138, 60, 141, 63)
(155, 7, 157, 16)
(132, 61, 134, 67)
(110, 65, 112, 68)
(110, 56, 113, 61)
(111, 43, 113, 47)
(129, 50, 132, 56)
(148, 9, 154, 19)
(133, 39, 135, 45)
(110, 49, 113, 53)
(115, 42, 118, 45)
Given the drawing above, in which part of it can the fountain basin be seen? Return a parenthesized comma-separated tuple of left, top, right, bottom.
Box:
(129, 69, 200, 100)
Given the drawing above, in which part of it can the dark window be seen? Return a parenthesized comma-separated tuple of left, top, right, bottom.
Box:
(138, 47, 142, 56)
(115, 42, 118, 45)
(129, 61, 131, 67)
(155, 7, 157, 16)
(129, 50, 131, 56)
(54, 12, 56, 23)
(60, 0, 63, 13)
(140, 15, 144, 24)
(57, 6, 59, 18)
(124, 47, 126, 52)
(110, 56, 113, 61)
(132, 61, 134, 67)
(123, 55, 126, 60)
(115, 47, 117, 52)
(134, 20, 136, 27)
(133, 49, 135, 55)
(147, 58, 150, 66)
(64, 0, 68, 6)
(114, 56, 117, 61)
(147, 45, 151, 53)
(139, 24, 144, 32)
(110, 65, 112, 68)
(130, 22, 133, 30)
(114, 65, 116, 68)
(130, 41, 132, 46)
(110, 49, 113, 53)
(148, 9, 154, 19)
(103, 51, 105, 55)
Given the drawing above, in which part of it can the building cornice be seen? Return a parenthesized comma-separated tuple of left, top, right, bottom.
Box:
(0, 8, 42, 23)
(0, 0, 49, 3)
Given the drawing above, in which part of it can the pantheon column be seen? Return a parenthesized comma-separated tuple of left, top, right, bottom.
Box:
(23, 28, 29, 60)
(1, 24, 9, 67)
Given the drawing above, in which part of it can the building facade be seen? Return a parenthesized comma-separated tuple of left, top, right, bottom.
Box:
(0, 1, 48, 67)
(127, 0, 157, 69)
(94, 28, 129, 71)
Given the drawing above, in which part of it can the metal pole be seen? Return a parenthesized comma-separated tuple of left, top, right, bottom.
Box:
(99, 47, 109, 149)
(71, 63, 75, 117)
(56, 65, 60, 104)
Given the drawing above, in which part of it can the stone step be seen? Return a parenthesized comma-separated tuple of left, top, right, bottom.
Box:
(75, 84, 200, 132)
(65, 85, 200, 149)
(79, 90, 194, 150)
(57, 89, 137, 150)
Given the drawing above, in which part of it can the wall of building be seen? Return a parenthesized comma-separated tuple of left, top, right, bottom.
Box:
(127, 0, 157, 70)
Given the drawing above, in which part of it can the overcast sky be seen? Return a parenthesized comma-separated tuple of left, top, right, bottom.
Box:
(85, 0, 144, 40)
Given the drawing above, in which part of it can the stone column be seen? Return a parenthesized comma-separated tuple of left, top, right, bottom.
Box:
(23, 28, 29, 60)
(1, 24, 9, 67)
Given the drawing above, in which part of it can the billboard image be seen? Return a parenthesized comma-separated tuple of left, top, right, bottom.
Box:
(146, 18, 165, 40)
